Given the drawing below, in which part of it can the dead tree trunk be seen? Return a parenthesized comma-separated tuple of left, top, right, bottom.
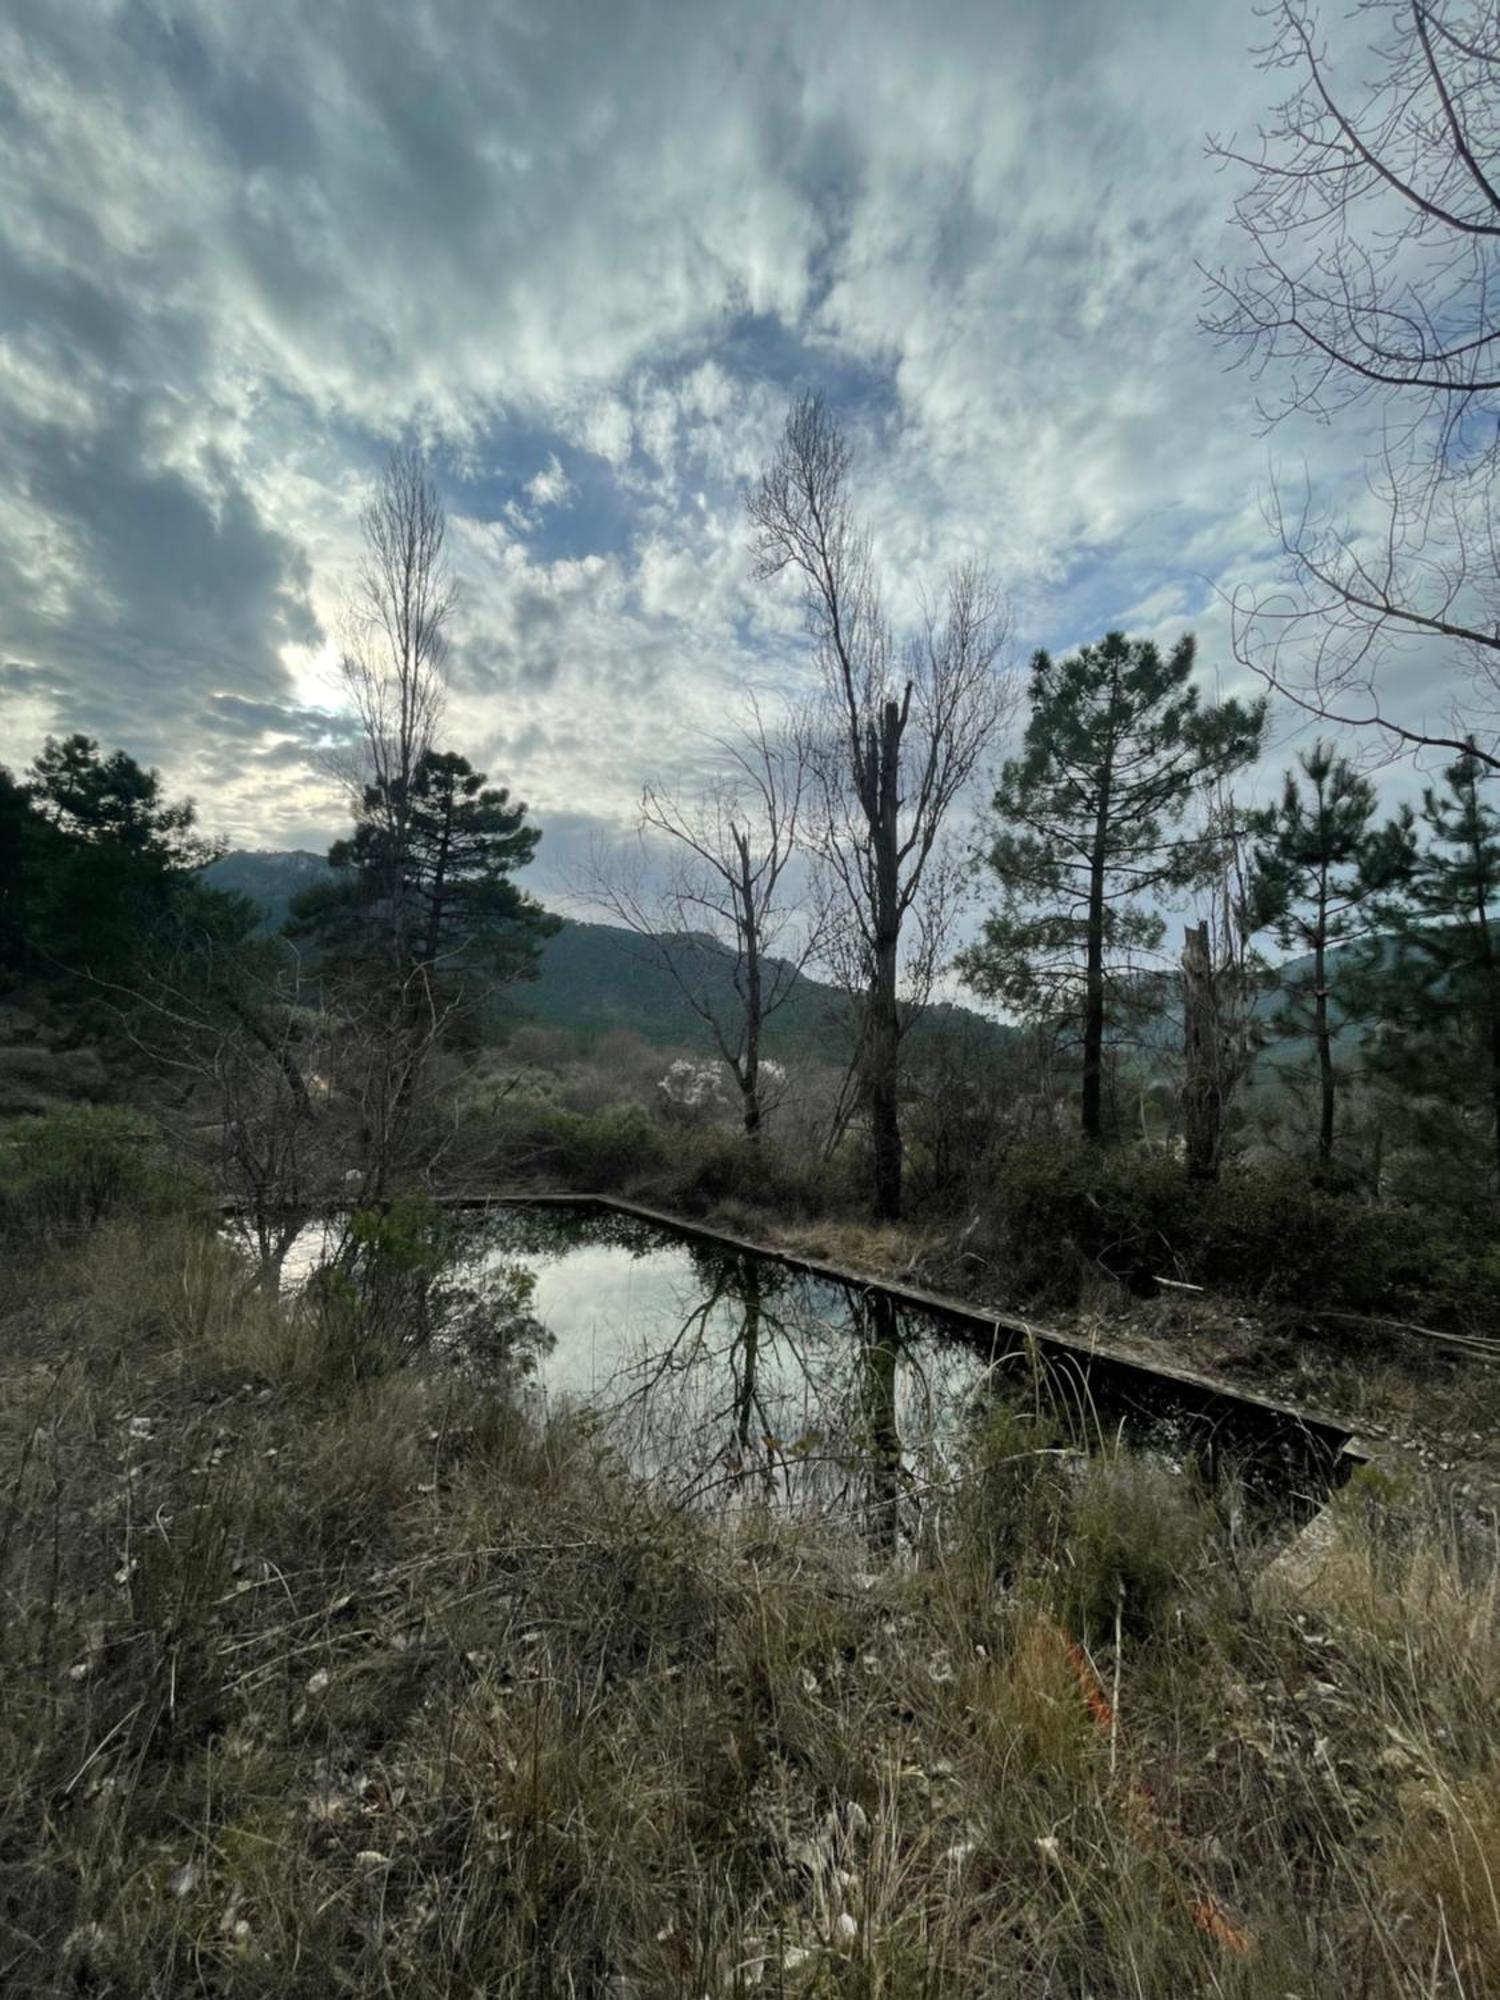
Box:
(869, 697, 905, 1221)
(1181, 922, 1221, 1183)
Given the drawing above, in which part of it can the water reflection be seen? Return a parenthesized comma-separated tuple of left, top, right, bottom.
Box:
(261, 1201, 1351, 1541)
(527, 1227, 980, 1538)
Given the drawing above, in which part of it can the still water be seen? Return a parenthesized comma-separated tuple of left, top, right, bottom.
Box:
(268, 1200, 1352, 1539)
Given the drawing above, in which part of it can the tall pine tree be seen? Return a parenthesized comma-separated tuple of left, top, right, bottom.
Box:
(292, 748, 557, 1012)
(1364, 752, 1500, 1191)
(958, 632, 1265, 1141)
(1248, 743, 1412, 1170)
(5, 736, 222, 987)
(29, 733, 216, 869)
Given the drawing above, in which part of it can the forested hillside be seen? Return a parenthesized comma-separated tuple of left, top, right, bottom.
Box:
(204, 850, 1013, 1062)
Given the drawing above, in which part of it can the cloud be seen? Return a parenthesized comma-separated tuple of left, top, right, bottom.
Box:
(525, 454, 574, 511)
(0, 0, 1462, 872)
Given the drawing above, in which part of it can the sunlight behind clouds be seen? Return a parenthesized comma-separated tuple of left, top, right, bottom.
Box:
(0, 0, 1443, 875)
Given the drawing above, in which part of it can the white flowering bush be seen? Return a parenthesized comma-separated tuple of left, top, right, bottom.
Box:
(656, 1058, 731, 1124)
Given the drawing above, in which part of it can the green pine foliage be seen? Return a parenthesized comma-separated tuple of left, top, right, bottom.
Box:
(0, 735, 226, 993)
(289, 748, 559, 1008)
(1248, 741, 1413, 1168)
(958, 631, 1264, 1140)
(1361, 752, 1500, 1195)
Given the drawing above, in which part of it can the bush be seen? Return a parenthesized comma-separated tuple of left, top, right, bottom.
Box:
(985, 1138, 1500, 1328)
(563, 1103, 672, 1189)
(988, 1141, 1197, 1300)
(1055, 1455, 1216, 1641)
(0, 1105, 202, 1240)
(649, 1126, 823, 1217)
(957, 1397, 1070, 1582)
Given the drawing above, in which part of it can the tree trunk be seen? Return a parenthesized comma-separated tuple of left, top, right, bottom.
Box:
(869, 698, 904, 1221)
(736, 826, 763, 1142)
(1081, 774, 1111, 1143)
(1314, 873, 1335, 1165)
(1480, 919, 1500, 1192)
(859, 1286, 902, 1554)
(419, 787, 455, 971)
(732, 1260, 763, 1477)
(1181, 922, 1220, 1182)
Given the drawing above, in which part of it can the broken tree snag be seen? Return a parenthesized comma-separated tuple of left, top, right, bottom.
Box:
(1181, 915, 1255, 1186)
(1181, 922, 1220, 1183)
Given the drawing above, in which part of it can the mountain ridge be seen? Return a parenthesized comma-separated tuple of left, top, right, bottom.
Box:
(202, 849, 1011, 1063)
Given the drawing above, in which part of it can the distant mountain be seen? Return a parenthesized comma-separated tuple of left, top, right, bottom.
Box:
(205, 849, 1013, 1065)
(519, 917, 852, 1056)
(203, 849, 334, 932)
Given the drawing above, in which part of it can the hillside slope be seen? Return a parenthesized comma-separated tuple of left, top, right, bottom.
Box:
(203, 850, 1012, 1063)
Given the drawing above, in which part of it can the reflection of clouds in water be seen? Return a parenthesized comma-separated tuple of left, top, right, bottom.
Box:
(256, 1210, 987, 1528)
(521, 1247, 709, 1401)
(454, 1217, 989, 1524)
(252, 1204, 1341, 1532)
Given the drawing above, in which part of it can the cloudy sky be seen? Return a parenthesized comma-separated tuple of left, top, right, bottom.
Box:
(0, 0, 1435, 905)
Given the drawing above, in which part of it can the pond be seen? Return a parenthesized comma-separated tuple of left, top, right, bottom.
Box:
(264, 1198, 1358, 1545)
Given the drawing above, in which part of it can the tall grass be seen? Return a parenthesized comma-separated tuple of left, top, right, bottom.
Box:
(0, 1147, 1496, 1994)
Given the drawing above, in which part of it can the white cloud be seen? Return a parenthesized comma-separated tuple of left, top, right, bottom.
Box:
(524, 454, 574, 510)
(0, 0, 1469, 874)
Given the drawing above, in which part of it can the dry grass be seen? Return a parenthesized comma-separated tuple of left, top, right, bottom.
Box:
(0, 1200, 1497, 1997)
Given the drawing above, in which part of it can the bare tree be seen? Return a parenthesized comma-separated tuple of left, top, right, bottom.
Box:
(1180, 792, 1260, 1182)
(1205, 0, 1500, 765)
(590, 701, 814, 1138)
(338, 446, 454, 947)
(107, 920, 332, 1278)
(321, 447, 458, 1193)
(750, 394, 1014, 1220)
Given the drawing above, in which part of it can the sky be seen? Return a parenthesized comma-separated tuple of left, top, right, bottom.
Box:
(0, 0, 1458, 912)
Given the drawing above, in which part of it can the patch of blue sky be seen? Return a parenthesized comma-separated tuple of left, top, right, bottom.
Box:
(1024, 536, 1215, 662)
(424, 313, 901, 568)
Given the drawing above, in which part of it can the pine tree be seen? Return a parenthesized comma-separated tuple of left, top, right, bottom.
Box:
(292, 748, 557, 1008)
(30, 734, 215, 869)
(12, 737, 221, 985)
(958, 632, 1265, 1141)
(1363, 752, 1500, 1190)
(404, 751, 559, 984)
(1248, 742, 1412, 1169)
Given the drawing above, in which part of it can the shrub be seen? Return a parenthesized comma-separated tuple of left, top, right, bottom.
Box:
(654, 1127, 788, 1214)
(476, 1094, 671, 1190)
(957, 1397, 1070, 1581)
(1055, 1455, 1217, 1641)
(988, 1140, 1197, 1300)
(984, 1138, 1500, 1327)
(564, 1103, 672, 1188)
(0, 1105, 201, 1239)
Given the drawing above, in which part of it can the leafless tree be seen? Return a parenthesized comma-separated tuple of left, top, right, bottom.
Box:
(337, 446, 454, 947)
(589, 701, 816, 1138)
(328, 447, 458, 1191)
(1179, 791, 1260, 1181)
(106, 926, 332, 1278)
(1204, 0, 1500, 766)
(750, 393, 1014, 1219)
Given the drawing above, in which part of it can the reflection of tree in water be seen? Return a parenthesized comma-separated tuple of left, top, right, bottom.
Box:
(858, 1288, 903, 1554)
(470, 1192, 748, 1272)
(432, 1206, 946, 1536)
(595, 1253, 972, 1550)
(366, 1204, 1339, 1529)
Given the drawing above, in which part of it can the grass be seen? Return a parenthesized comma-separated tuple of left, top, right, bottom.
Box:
(1, 1175, 1498, 1993)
